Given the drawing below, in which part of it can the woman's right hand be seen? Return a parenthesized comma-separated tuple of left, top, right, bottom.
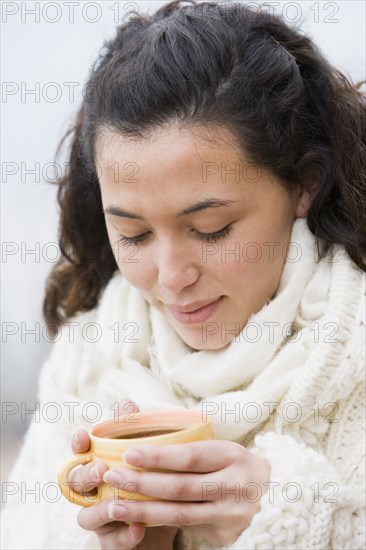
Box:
(68, 400, 178, 550)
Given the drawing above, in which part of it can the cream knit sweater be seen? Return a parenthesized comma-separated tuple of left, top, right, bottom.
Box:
(1, 219, 365, 550)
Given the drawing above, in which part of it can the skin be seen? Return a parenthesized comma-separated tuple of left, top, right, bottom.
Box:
(94, 123, 311, 350)
(68, 124, 313, 548)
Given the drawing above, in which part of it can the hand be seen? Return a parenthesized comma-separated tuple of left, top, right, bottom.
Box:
(68, 400, 178, 549)
(101, 440, 271, 547)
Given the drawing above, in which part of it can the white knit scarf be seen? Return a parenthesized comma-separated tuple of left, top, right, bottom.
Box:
(92, 218, 358, 441)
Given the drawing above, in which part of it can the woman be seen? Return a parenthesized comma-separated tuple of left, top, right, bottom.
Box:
(2, 0, 365, 548)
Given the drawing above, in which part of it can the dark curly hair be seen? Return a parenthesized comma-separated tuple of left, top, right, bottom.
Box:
(43, 0, 366, 335)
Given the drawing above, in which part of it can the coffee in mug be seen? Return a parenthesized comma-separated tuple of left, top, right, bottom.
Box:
(110, 428, 183, 439)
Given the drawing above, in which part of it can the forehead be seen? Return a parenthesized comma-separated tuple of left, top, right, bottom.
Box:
(93, 124, 286, 212)
(94, 125, 256, 214)
(94, 123, 245, 178)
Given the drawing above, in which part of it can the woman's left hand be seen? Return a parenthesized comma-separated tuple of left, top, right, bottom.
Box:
(102, 440, 271, 547)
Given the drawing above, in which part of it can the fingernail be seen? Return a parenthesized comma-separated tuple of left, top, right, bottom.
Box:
(122, 449, 142, 465)
(108, 503, 127, 520)
(90, 463, 100, 483)
(72, 432, 80, 447)
(103, 470, 121, 485)
(130, 523, 142, 537)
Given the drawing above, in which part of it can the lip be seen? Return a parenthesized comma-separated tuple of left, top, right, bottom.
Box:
(166, 296, 224, 325)
(166, 298, 223, 313)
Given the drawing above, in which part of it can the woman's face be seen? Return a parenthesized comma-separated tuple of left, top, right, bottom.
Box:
(96, 124, 307, 350)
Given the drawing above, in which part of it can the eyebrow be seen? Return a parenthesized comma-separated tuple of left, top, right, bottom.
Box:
(103, 198, 236, 219)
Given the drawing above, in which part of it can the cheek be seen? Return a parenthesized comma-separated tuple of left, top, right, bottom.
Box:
(105, 225, 141, 279)
(203, 239, 284, 275)
(112, 242, 156, 292)
(206, 225, 290, 292)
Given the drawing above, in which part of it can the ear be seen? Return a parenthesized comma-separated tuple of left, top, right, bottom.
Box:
(295, 187, 314, 218)
(295, 173, 323, 218)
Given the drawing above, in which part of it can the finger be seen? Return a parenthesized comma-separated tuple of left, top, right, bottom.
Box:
(97, 522, 145, 549)
(68, 460, 109, 494)
(106, 499, 219, 528)
(103, 467, 217, 501)
(71, 429, 90, 453)
(122, 440, 244, 473)
(78, 497, 131, 531)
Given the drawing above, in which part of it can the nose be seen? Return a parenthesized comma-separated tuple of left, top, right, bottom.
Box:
(157, 240, 200, 293)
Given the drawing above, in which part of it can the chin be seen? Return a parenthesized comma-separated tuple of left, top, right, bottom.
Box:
(181, 334, 233, 351)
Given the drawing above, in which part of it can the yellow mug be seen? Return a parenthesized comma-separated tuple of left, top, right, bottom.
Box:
(57, 409, 213, 508)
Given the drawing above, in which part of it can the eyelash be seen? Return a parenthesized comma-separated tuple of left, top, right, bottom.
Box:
(194, 224, 233, 242)
(117, 224, 233, 246)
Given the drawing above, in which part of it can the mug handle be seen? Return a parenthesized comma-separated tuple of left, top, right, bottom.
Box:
(57, 452, 100, 507)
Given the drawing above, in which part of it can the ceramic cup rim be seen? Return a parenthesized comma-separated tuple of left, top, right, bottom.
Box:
(90, 409, 209, 442)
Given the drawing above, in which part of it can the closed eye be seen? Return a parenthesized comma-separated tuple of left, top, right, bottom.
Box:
(116, 224, 233, 246)
(192, 224, 233, 243)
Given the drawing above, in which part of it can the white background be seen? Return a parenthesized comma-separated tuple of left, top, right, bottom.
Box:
(1, 0, 365, 479)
